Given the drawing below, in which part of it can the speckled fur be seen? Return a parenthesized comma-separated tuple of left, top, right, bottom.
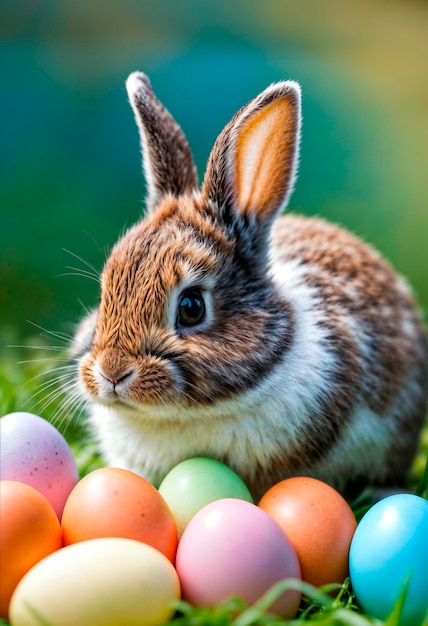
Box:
(72, 72, 428, 500)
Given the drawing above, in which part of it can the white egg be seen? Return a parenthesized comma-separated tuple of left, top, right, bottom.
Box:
(9, 538, 180, 626)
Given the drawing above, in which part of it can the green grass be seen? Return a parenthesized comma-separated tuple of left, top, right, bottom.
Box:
(1, 337, 427, 626)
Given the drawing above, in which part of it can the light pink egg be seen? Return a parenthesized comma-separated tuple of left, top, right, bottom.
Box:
(0, 412, 79, 519)
(176, 498, 301, 618)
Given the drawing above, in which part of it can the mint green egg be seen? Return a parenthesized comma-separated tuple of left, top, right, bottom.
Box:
(158, 458, 253, 538)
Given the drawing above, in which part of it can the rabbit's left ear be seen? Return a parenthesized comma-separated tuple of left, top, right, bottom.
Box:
(126, 72, 198, 213)
(202, 81, 301, 228)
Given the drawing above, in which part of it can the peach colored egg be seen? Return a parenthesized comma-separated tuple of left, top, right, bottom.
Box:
(61, 467, 177, 562)
(0, 480, 62, 620)
(258, 477, 357, 588)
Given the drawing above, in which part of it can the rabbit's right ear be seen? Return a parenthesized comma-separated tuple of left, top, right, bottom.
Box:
(126, 72, 198, 213)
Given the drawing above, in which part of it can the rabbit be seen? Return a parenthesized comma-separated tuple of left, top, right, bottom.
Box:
(71, 71, 428, 501)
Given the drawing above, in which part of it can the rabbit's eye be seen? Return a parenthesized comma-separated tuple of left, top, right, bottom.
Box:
(177, 289, 205, 326)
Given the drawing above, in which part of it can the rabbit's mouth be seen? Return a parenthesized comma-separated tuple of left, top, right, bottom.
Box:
(78, 349, 185, 408)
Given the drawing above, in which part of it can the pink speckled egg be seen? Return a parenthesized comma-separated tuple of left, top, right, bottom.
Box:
(0, 412, 79, 519)
(176, 498, 301, 618)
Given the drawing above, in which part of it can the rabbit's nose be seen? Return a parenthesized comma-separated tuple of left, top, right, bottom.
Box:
(100, 369, 133, 387)
(94, 362, 137, 398)
(95, 350, 137, 391)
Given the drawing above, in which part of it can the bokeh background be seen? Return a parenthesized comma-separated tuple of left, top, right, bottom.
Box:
(1, 0, 428, 349)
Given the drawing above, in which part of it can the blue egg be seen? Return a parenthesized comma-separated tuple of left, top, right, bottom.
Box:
(349, 493, 428, 625)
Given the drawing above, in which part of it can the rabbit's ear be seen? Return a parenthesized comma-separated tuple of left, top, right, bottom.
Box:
(202, 81, 301, 229)
(126, 72, 198, 212)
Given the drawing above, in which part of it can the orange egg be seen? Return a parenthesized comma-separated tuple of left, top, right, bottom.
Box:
(258, 477, 357, 588)
(0, 480, 62, 619)
(61, 467, 177, 562)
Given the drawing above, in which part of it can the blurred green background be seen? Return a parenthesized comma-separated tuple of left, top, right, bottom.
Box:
(1, 0, 428, 348)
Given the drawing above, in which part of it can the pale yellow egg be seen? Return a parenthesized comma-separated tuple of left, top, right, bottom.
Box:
(9, 537, 180, 626)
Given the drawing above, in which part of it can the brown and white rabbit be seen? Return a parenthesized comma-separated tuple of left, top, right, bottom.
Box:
(72, 71, 428, 500)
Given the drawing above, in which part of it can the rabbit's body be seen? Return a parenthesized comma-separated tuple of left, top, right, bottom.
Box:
(73, 73, 427, 499)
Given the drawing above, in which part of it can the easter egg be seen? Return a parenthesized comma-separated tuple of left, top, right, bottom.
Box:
(176, 498, 301, 618)
(0, 481, 62, 619)
(61, 467, 177, 562)
(0, 412, 79, 519)
(9, 537, 180, 626)
(349, 494, 428, 625)
(158, 457, 253, 538)
(258, 476, 357, 587)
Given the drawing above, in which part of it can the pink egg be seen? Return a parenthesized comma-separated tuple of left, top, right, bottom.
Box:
(0, 412, 79, 519)
(176, 498, 301, 618)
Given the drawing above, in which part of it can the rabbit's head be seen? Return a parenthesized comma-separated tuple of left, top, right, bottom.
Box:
(74, 72, 301, 416)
